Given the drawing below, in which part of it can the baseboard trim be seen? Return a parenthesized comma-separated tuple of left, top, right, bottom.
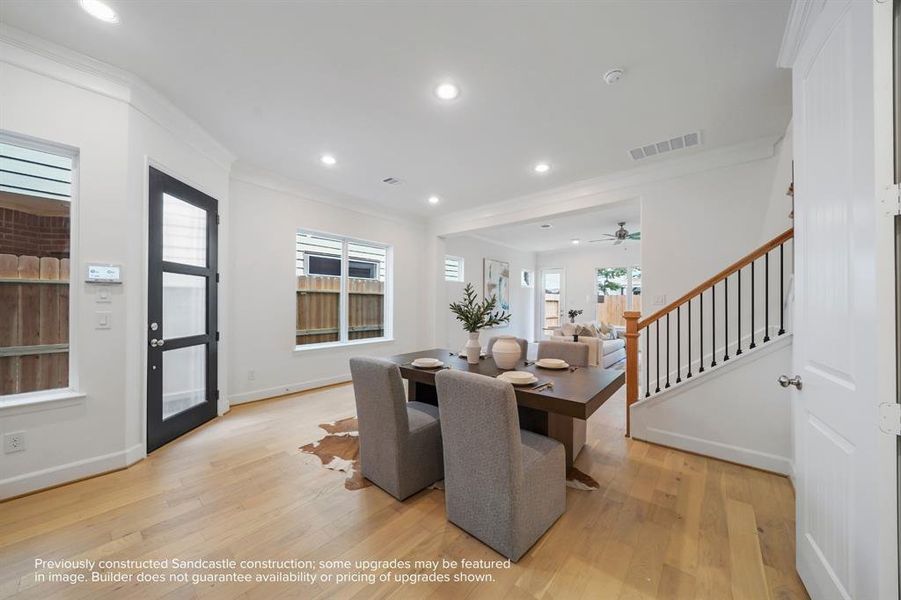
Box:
(228, 375, 352, 406)
(1, 443, 144, 501)
(635, 427, 792, 475)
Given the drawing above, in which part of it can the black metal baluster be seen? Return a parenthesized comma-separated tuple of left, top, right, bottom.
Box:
(764, 252, 771, 343)
(778, 243, 785, 336)
(665, 313, 671, 388)
(711, 283, 717, 368)
(655, 320, 661, 393)
(724, 276, 730, 361)
(736, 268, 743, 356)
(676, 306, 682, 384)
(687, 299, 692, 378)
(750, 260, 757, 349)
(645, 327, 650, 398)
(699, 292, 705, 373)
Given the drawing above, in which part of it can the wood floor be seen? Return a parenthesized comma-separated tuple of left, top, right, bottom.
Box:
(0, 384, 808, 599)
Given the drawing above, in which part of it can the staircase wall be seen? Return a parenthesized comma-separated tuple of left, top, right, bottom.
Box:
(630, 334, 793, 474)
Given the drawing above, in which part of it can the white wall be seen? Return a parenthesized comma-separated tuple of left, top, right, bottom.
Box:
(227, 170, 432, 404)
(442, 236, 536, 352)
(536, 243, 641, 326)
(0, 35, 232, 498)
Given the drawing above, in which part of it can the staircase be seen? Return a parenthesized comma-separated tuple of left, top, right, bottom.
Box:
(623, 228, 794, 438)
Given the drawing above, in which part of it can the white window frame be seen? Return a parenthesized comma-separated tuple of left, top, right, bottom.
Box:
(445, 255, 465, 282)
(0, 131, 83, 410)
(294, 229, 393, 352)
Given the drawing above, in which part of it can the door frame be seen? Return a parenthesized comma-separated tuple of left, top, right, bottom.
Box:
(145, 164, 220, 453)
(538, 267, 565, 339)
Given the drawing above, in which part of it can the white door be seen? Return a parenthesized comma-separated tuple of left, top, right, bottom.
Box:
(539, 268, 565, 338)
(789, 1, 897, 598)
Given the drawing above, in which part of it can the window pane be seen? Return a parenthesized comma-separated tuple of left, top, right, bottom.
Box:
(348, 242, 386, 340)
(596, 266, 638, 326)
(163, 193, 207, 267)
(444, 255, 464, 282)
(295, 231, 389, 346)
(163, 272, 206, 339)
(162, 345, 206, 419)
(296, 232, 341, 345)
(0, 142, 71, 396)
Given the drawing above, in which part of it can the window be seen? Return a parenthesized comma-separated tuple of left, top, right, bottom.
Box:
(0, 140, 73, 395)
(520, 269, 533, 288)
(445, 255, 464, 282)
(595, 266, 641, 326)
(296, 231, 390, 347)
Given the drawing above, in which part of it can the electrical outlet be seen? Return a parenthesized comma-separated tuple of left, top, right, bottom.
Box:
(4, 432, 26, 454)
(248, 370, 256, 381)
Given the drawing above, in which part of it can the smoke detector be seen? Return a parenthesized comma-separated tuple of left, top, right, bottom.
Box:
(603, 68, 625, 85)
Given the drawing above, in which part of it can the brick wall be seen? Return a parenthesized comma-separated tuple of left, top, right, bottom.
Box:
(0, 207, 70, 259)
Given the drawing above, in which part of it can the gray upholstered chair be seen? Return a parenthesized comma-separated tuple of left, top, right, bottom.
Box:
(486, 336, 528, 360)
(434, 369, 565, 562)
(537, 340, 590, 367)
(349, 357, 444, 500)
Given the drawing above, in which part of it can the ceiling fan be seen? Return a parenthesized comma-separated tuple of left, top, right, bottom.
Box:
(589, 222, 640, 245)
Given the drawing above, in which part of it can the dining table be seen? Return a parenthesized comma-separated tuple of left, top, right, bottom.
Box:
(386, 348, 625, 468)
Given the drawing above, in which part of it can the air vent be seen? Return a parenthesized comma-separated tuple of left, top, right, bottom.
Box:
(382, 177, 403, 185)
(629, 131, 702, 161)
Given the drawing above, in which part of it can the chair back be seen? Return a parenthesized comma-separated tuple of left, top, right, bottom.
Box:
(537, 340, 590, 367)
(435, 370, 523, 503)
(349, 357, 409, 465)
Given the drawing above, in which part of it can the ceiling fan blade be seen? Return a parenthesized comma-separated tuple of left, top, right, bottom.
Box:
(613, 239, 624, 246)
(628, 232, 641, 240)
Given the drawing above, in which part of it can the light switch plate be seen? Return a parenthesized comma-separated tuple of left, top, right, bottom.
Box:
(96, 311, 111, 329)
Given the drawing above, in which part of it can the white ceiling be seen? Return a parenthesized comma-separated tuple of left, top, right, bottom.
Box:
(0, 1, 792, 217)
(468, 198, 641, 253)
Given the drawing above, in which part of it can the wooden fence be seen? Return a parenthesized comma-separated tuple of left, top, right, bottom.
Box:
(0, 254, 69, 395)
(596, 295, 642, 326)
(296, 275, 385, 345)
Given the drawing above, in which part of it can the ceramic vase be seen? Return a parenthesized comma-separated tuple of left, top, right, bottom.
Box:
(465, 331, 481, 364)
(492, 335, 521, 370)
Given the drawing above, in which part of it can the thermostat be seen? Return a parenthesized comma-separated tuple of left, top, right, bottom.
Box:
(86, 263, 122, 284)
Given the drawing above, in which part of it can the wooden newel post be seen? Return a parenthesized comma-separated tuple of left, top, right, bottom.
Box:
(623, 310, 641, 437)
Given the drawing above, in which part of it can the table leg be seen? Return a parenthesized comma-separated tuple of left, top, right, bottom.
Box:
(408, 381, 438, 406)
(547, 413, 576, 469)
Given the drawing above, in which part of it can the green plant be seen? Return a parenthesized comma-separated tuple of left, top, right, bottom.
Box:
(449, 283, 511, 333)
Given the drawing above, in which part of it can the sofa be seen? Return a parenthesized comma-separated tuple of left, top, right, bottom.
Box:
(550, 321, 626, 368)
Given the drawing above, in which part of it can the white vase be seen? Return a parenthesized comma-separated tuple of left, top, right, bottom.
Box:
(465, 331, 481, 364)
(492, 335, 521, 370)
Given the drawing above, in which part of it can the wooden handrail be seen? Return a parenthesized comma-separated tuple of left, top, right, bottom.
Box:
(623, 227, 794, 437)
(637, 228, 793, 329)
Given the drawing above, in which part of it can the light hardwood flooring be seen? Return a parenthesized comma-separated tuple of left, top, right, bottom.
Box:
(0, 384, 808, 599)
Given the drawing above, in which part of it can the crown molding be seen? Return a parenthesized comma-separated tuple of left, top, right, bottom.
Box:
(432, 135, 783, 237)
(0, 24, 235, 171)
(230, 161, 426, 227)
(777, 0, 828, 68)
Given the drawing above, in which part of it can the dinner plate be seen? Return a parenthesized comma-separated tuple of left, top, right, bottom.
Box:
(412, 358, 444, 368)
(496, 372, 538, 385)
(535, 358, 569, 370)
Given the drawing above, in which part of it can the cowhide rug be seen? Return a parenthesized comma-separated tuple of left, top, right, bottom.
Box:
(300, 417, 600, 491)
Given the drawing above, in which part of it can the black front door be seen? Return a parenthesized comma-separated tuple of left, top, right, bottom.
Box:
(147, 167, 218, 452)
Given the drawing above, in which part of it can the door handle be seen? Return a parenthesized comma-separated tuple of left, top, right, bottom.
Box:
(150, 339, 165, 348)
(778, 375, 802, 390)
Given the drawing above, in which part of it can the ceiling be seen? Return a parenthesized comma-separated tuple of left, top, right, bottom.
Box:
(0, 1, 792, 217)
(468, 198, 641, 253)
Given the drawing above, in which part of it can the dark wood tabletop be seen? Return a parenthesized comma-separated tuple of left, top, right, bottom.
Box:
(386, 348, 625, 420)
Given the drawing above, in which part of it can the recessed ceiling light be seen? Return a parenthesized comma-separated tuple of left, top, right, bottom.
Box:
(79, 0, 119, 23)
(320, 154, 337, 166)
(428, 195, 440, 205)
(571, 239, 580, 245)
(435, 82, 460, 101)
(539, 224, 552, 229)
(534, 163, 551, 174)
